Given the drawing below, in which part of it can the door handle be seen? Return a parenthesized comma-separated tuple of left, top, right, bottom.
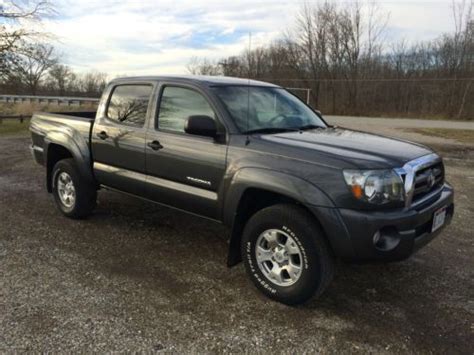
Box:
(147, 140, 163, 151)
(97, 131, 108, 140)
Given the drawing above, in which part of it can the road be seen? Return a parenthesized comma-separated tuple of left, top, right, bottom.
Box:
(0, 125, 473, 352)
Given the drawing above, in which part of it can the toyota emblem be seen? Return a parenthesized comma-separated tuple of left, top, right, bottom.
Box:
(427, 170, 436, 188)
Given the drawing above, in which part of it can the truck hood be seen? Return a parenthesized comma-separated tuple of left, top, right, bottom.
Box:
(257, 127, 433, 169)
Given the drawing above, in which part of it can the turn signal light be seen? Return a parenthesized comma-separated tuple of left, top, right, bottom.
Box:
(351, 185, 363, 199)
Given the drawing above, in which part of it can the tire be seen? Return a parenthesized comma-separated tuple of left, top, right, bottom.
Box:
(52, 158, 96, 219)
(241, 204, 334, 305)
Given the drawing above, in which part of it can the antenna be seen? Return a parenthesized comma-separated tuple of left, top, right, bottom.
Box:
(245, 32, 251, 145)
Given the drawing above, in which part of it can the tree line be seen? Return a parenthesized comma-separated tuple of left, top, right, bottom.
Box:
(188, 1, 474, 120)
(0, 1, 107, 97)
(1, 0, 472, 119)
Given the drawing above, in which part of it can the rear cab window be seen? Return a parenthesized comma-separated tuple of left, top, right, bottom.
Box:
(107, 84, 152, 126)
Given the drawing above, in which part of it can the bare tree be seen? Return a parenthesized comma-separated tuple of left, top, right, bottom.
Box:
(197, 0, 472, 119)
(1, 0, 54, 86)
(79, 72, 108, 97)
(46, 64, 73, 95)
(186, 57, 221, 75)
(7, 43, 58, 94)
(288, 2, 335, 106)
(0, 1, 53, 54)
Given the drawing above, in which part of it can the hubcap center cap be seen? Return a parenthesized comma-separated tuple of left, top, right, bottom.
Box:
(273, 248, 287, 263)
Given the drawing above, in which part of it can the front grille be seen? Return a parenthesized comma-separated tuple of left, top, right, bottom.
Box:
(412, 161, 444, 203)
(396, 153, 444, 208)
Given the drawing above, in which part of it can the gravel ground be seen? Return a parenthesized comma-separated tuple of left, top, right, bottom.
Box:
(1, 122, 473, 353)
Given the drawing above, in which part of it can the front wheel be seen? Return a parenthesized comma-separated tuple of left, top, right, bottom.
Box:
(241, 204, 334, 305)
(52, 158, 96, 219)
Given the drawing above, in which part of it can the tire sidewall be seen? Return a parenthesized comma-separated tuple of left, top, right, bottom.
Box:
(242, 212, 323, 303)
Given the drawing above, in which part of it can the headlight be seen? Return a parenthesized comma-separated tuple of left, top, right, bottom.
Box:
(343, 169, 404, 205)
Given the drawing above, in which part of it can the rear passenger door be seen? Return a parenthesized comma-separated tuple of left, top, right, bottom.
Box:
(91, 83, 153, 196)
(145, 84, 227, 219)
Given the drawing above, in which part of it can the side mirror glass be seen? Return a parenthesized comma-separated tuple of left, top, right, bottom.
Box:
(184, 115, 217, 138)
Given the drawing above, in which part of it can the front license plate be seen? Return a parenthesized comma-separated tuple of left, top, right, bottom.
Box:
(432, 206, 447, 232)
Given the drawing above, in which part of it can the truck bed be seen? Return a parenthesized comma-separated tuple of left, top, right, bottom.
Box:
(29, 111, 96, 167)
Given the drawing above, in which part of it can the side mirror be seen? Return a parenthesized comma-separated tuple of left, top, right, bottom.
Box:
(185, 115, 217, 138)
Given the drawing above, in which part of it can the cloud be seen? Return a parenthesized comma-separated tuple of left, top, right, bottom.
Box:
(38, 0, 456, 76)
(384, 1, 456, 43)
(40, 0, 296, 75)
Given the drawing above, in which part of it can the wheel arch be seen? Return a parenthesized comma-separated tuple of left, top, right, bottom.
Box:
(224, 168, 335, 267)
(45, 137, 94, 192)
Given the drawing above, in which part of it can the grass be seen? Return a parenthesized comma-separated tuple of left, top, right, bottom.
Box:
(409, 128, 474, 144)
(0, 119, 30, 136)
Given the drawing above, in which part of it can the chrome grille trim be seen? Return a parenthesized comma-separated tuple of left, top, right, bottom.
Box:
(394, 153, 442, 208)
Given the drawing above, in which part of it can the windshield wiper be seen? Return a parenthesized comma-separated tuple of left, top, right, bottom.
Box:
(296, 124, 325, 131)
(244, 127, 299, 135)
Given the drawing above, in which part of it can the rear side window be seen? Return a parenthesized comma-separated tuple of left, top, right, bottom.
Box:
(158, 86, 215, 133)
(107, 85, 152, 126)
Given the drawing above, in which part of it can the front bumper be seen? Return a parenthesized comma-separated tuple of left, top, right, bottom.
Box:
(311, 183, 454, 262)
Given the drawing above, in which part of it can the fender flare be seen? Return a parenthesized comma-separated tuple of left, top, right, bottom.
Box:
(223, 167, 335, 226)
(44, 130, 94, 191)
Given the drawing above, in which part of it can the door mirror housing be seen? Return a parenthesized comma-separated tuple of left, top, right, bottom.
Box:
(185, 115, 217, 138)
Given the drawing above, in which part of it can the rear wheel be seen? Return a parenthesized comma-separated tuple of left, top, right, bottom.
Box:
(241, 204, 334, 305)
(52, 158, 96, 219)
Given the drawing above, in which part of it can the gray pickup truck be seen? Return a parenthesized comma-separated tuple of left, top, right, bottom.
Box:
(30, 75, 454, 304)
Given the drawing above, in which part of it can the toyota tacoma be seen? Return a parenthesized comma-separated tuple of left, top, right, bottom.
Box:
(29, 76, 454, 305)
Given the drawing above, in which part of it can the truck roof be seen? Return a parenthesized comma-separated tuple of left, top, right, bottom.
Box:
(110, 75, 279, 87)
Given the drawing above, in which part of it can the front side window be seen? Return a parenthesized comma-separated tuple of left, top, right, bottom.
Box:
(107, 85, 152, 126)
(212, 86, 326, 133)
(158, 86, 215, 133)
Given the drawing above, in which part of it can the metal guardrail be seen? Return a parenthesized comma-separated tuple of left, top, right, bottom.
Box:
(0, 95, 99, 106)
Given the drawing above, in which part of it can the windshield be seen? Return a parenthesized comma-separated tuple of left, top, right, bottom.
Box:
(212, 86, 326, 133)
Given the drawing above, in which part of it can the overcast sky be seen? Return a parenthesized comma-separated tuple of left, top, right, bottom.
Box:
(41, 0, 459, 76)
